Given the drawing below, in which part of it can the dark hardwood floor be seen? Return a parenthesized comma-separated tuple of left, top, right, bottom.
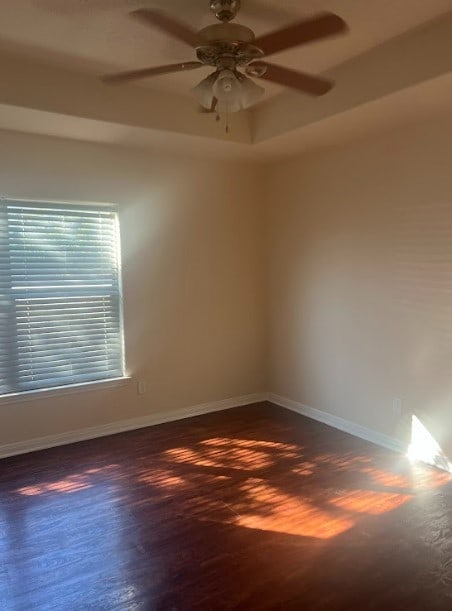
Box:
(0, 402, 451, 610)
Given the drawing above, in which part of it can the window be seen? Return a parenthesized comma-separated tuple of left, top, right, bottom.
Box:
(0, 199, 124, 396)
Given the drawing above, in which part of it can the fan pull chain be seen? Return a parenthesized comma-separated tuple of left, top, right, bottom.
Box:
(213, 107, 229, 134)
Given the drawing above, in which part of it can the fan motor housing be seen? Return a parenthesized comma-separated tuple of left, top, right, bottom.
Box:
(196, 23, 263, 67)
(198, 23, 255, 44)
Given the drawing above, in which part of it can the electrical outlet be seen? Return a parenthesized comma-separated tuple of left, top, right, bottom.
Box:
(393, 398, 402, 416)
(137, 380, 147, 395)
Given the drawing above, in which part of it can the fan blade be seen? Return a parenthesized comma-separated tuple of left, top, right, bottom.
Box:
(254, 13, 347, 57)
(102, 62, 203, 84)
(131, 9, 200, 48)
(249, 62, 333, 96)
(243, 0, 296, 22)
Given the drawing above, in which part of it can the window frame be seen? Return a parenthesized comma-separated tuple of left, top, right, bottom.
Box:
(0, 197, 128, 401)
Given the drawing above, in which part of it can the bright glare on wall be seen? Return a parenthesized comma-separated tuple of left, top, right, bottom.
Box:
(407, 415, 451, 472)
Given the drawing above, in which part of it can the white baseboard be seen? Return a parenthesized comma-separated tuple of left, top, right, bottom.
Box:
(0, 392, 267, 460)
(269, 393, 407, 455)
(2, 389, 448, 472)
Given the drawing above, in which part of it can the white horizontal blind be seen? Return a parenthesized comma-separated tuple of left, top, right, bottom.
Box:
(0, 200, 124, 395)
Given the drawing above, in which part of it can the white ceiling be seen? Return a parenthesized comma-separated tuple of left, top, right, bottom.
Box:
(0, 0, 451, 159)
(0, 0, 451, 101)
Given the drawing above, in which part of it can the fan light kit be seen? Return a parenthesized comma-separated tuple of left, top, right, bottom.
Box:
(102, 0, 348, 131)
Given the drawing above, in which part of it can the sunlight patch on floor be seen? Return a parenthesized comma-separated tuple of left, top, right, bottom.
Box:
(331, 489, 411, 515)
(231, 479, 354, 539)
(15, 465, 120, 496)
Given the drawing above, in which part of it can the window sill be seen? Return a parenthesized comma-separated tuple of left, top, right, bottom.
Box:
(0, 376, 132, 406)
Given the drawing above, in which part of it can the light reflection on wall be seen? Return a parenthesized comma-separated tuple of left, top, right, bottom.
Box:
(407, 414, 451, 472)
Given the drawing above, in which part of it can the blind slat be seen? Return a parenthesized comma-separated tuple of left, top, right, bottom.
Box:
(0, 348, 121, 366)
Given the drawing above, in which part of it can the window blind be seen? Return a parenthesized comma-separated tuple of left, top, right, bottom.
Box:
(0, 200, 124, 396)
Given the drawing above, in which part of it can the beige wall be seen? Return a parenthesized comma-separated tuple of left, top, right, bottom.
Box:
(265, 116, 452, 458)
(0, 130, 265, 445)
(3, 113, 452, 459)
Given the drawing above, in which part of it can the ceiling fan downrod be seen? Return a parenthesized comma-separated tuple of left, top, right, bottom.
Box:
(210, 0, 241, 23)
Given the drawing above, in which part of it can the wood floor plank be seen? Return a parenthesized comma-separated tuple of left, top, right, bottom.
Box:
(0, 402, 451, 610)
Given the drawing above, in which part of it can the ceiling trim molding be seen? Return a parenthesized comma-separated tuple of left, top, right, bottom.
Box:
(252, 11, 452, 143)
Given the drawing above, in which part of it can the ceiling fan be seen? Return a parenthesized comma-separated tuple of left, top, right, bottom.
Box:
(102, 0, 348, 114)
